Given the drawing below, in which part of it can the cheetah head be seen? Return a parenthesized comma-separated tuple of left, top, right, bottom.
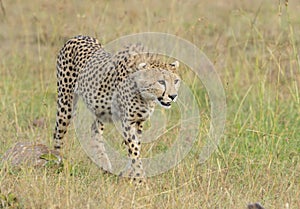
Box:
(131, 61, 181, 109)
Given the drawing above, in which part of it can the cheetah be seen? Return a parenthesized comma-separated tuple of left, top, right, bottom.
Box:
(53, 35, 180, 182)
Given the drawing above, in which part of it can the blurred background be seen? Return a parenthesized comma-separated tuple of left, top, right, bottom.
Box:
(0, 0, 299, 208)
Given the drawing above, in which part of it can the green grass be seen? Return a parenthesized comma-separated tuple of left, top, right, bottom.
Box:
(0, 0, 299, 208)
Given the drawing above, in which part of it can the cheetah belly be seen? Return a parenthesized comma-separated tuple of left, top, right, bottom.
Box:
(78, 89, 115, 123)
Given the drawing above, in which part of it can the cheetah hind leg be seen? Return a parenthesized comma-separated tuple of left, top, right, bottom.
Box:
(89, 119, 112, 173)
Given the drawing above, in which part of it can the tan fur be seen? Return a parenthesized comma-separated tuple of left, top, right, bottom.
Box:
(54, 35, 180, 183)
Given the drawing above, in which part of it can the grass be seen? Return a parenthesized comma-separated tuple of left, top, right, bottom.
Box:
(0, 0, 299, 208)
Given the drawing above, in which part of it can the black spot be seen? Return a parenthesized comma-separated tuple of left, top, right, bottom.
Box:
(125, 126, 130, 131)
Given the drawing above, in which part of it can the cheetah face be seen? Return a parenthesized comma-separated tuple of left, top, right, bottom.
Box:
(132, 61, 181, 109)
(155, 72, 180, 108)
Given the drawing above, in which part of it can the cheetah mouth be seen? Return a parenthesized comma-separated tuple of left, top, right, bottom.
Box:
(157, 98, 171, 108)
(160, 101, 171, 107)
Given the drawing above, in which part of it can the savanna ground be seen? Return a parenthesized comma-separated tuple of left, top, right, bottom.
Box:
(0, 0, 299, 208)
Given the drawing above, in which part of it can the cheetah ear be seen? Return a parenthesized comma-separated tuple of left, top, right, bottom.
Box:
(138, 62, 147, 69)
(170, 61, 179, 69)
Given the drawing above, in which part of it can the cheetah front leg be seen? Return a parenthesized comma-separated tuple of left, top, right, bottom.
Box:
(90, 119, 112, 172)
(120, 120, 145, 184)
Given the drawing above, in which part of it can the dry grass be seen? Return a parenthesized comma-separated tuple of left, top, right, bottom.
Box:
(0, 0, 299, 208)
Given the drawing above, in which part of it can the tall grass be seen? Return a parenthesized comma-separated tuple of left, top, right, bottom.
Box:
(0, 0, 299, 208)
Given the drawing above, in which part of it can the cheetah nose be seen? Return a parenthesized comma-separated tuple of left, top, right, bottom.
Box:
(168, 94, 178, 101)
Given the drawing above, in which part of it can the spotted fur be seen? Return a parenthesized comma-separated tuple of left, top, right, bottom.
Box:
(54, 35, 180, 182)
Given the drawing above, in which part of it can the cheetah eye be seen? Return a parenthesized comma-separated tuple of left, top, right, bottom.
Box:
(174, 79, 180, 84)
(158, 80, 165, 85)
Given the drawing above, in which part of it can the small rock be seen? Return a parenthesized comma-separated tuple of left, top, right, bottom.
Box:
(1, 142, 62, 167)
(247, 202, 265, 209)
